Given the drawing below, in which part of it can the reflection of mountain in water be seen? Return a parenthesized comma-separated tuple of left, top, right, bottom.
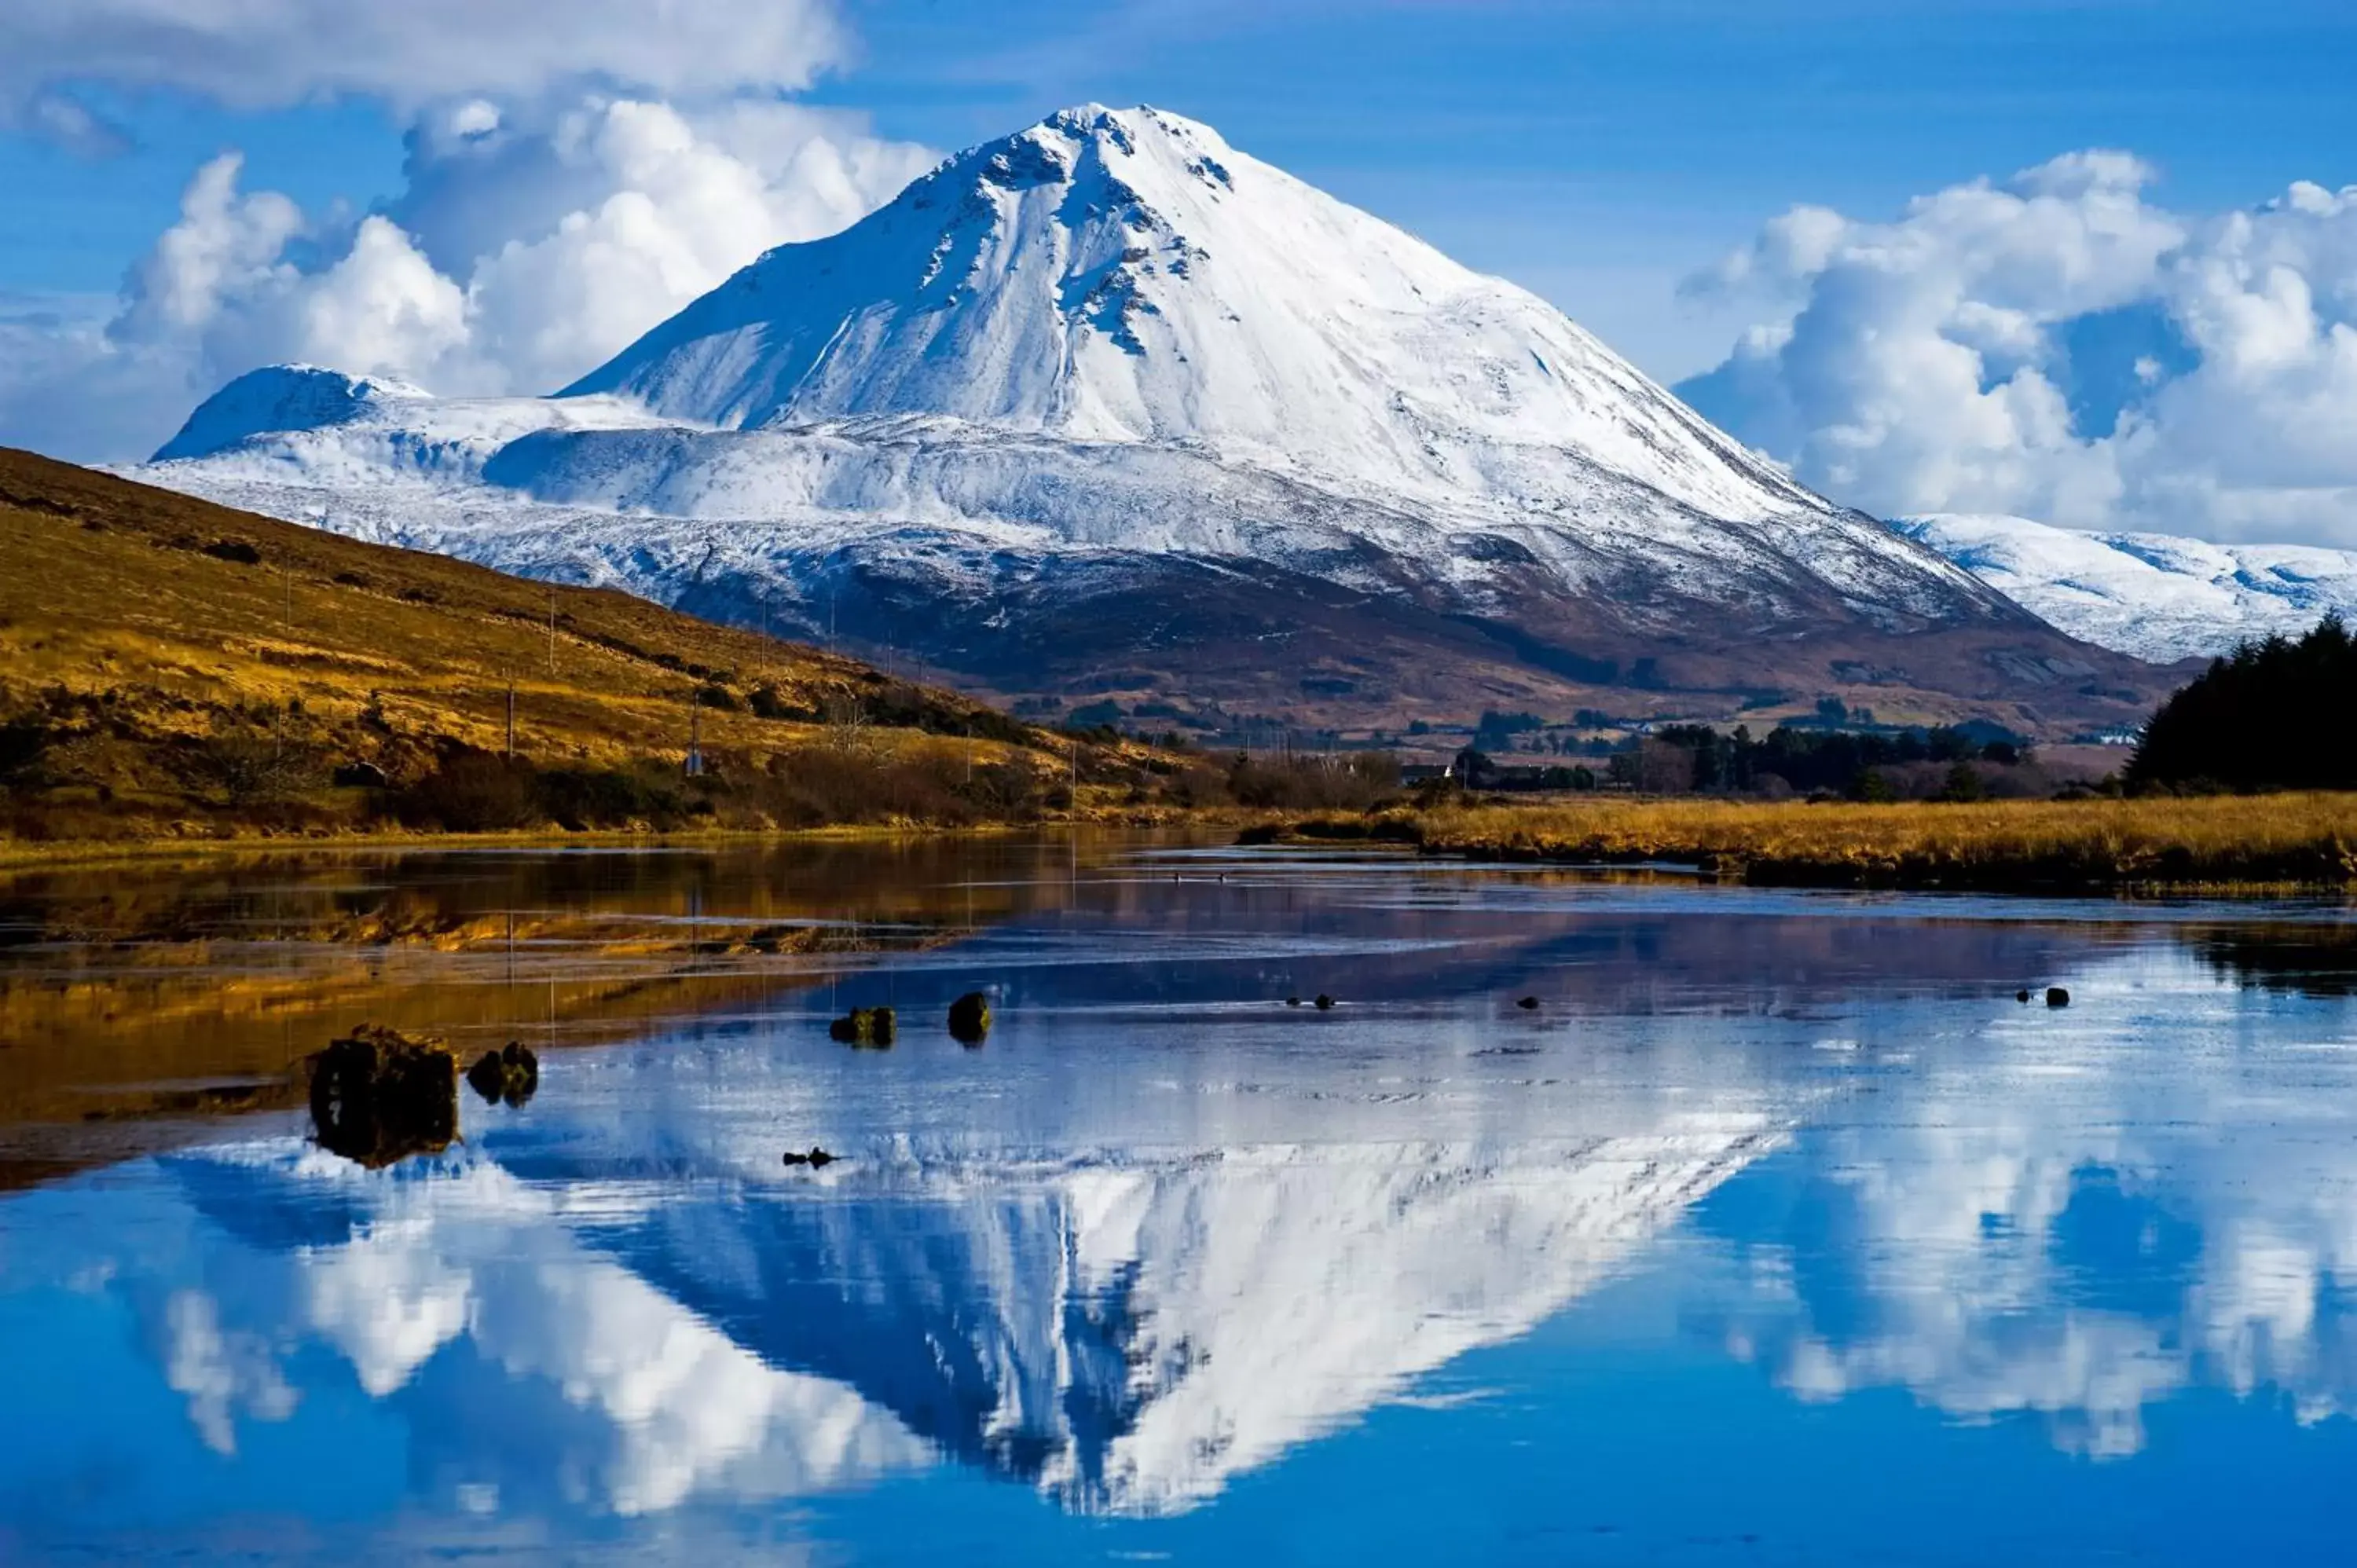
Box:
(606, 1133, 1776, 1513)
(2182, 921, 2357, 998)
(166, 1114, 1779, 1517)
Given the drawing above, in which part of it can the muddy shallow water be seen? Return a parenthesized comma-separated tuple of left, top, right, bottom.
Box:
(3, 837, 2355, 1563)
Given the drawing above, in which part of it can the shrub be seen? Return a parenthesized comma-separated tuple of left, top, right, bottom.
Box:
(397, 752, 541, 831)
(1226, 752, 1399, 811)
(202, 539, 262, 566)
(0, 716, 53, 788)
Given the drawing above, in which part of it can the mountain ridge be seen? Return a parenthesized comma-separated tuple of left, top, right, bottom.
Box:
(1899, 512, 2357, 665)
(132, 105, 2178, 738)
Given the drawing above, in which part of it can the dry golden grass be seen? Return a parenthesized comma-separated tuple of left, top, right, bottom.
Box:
(1340, 793, 2357, 889)
(0, 448, 1170, 844)
(0, 447, 1003, 760)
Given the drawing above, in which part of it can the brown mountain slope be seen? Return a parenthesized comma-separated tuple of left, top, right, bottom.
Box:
(0, 448, 1136, 841)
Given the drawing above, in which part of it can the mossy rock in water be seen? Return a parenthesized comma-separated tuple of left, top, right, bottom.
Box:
(948, 991, 992, 1045)
(466, 1041, 540, 1107)
(830, 1006, 897, 1048)
(308, 1024, 458, 1168)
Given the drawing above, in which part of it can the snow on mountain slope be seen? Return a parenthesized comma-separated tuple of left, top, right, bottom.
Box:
(566, 106, 1819, 522)
(130, 107, 2177, 728)
(1897, 513, 2357, 664)
(153, 364, 434, 462)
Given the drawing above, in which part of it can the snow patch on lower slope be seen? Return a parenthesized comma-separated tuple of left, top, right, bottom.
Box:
(1898, 513, 2357, 663)
(137, 387, 2003, 643)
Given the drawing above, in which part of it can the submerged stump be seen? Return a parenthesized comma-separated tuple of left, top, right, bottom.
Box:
(948, 991, 992, 1045)
(307, 1025, 458, 1168)
(466, 1041, 540, 1107)
(830, 1006, 897, 1048)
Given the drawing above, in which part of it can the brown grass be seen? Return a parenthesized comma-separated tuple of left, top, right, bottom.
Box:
(0, 448, 1169, 844)
(1296, 794, 2357, 890)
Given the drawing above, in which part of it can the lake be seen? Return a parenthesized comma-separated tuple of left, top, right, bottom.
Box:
(2, 835, 2355, 1564)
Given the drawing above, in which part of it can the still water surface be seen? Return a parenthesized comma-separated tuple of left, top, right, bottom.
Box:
(2, 837, 2355, 1563)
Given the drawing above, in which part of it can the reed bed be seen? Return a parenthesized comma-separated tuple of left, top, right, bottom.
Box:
(1325, 794, 2357, 891)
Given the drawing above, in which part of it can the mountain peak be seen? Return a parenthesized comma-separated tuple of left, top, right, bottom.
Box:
(154, 364, 430, 463)
(556, 101, 1817, 525)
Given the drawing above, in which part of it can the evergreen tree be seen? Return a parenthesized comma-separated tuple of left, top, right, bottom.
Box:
(2129, 615, 2357, 791)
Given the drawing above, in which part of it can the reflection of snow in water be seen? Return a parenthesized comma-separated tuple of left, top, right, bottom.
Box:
(159, 1114, 1778, 1517)
(25, 895, 2357, 1549)
(160, 1148, 935, 1516)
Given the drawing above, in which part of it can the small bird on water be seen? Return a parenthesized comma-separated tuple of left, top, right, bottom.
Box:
(782, 1147, 836, 1167)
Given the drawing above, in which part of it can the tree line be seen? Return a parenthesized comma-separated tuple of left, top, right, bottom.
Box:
(2129, 616, 2357, 792)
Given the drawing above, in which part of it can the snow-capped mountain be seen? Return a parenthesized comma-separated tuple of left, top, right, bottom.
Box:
(134, 106, 2173, 732)
(1897, 514, 2357, 665)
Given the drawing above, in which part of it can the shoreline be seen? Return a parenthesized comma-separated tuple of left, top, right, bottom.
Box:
(1256, 793, 2357, 896)
(0, 811, 1263, 873)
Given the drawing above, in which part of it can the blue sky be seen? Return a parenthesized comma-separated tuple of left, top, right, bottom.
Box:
(6, 0, 2352, 377)
(2, 0, 2355, 540)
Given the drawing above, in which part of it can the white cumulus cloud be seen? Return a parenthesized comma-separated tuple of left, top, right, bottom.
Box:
(0, 0, 849, 123)
(0, 97, 934, 459)
(1681, 154, 2357, 547)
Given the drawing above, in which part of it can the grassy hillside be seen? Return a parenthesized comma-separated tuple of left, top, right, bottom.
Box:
(0, 448, 1168, 844)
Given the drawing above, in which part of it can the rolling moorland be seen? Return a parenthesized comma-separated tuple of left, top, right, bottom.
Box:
(5, 445, 2353, 892)
(0, 447, 1340, 849)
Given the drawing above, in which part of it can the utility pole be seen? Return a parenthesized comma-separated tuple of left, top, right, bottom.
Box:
(547, 586, 557, 677)
(282, 555, 293, 636)
(505, 676, 517, 760)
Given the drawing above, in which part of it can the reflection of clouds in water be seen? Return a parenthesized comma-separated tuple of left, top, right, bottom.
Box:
(165, 1148, 934, 1515)
(162, 1288, 298, 1454)
(153, 1115, 1782, 1519)
(304, 1211, 472, 1395)
(1703, 947, 2357, 1457)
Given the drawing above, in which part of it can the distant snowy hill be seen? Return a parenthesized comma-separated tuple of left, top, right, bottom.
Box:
(1897, 514, 2357, 665)
(134, 106, 2172, 734)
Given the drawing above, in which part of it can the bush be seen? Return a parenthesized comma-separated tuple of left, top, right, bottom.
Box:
(747, 683, 807, 721)
(397, 752, 541, 831)
(695, 683, 739, 712)
(192, 727, 326, 804)
(202, 539, 262, 566)
(1226, 752, 1399, 811)
(0, 717, 53, 788)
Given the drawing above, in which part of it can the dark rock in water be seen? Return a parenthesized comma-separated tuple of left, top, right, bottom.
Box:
(2017, 989, 2033, 1003)
(1285, 996, 1303, 1008)
(308, 1025, 458, 1168)
(466, 1041, 540, 1107)
(2046, 987, 2071, 1008)
(782, 1147, 837, 1167)
(332, 760, 390, 789)
(948, 991, 992, 1045)
(830, 1006, 897, 1047)
(1314, 994, 1336, 1010)
(1516, 996, 1540, 1010)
